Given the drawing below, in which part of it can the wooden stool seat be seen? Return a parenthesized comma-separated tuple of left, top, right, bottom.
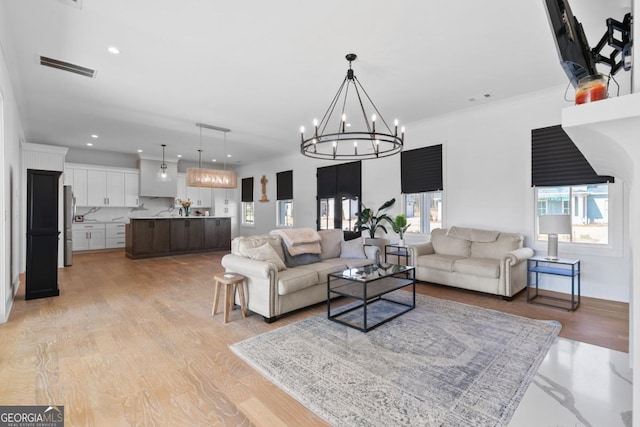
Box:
(212, 273, 247, 323)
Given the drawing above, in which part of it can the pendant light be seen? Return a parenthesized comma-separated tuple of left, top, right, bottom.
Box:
(157, 144, 171, 182)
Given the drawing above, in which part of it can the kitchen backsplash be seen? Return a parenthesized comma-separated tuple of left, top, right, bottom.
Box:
(74, 197, 193, 223)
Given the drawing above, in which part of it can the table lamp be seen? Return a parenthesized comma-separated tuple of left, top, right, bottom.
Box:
(538, 215, 571, 260)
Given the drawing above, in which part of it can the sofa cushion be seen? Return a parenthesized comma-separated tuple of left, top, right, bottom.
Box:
(453, 257, 500, 279)
(471, 233, 523, 260)
(244, 242, 287, 271)
(340, 238, 367, 259)
(430, 228, 471, 257)
(318, 229, 343, 260)
(235, 234, 285, 262)
(281, 240, 322, 268)
(294, 261, 347, 284)
(447, 226, 500, 243)
(277, 268, 319, 295)
(416, 253, 465, 272)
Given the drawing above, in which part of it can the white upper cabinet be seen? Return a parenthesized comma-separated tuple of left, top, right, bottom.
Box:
(176, 173, 212, 208)
(124, 172, 139, 207)
(66, 163, 139, 207)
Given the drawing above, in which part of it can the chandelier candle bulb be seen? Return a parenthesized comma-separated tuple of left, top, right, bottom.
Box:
(401, 126, 405, 140)
(313, 119, 319, 136)
(300, 126, 305, 142)
(394, 119, 399, 136)
(341, 114, 346, 133)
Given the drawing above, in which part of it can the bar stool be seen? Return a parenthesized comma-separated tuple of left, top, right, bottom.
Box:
(212, 273, 247, 323)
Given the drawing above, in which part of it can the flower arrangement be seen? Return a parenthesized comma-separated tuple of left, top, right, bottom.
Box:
(179, 199, 192, 209)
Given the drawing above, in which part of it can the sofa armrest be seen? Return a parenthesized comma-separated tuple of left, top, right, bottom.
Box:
(221, 254, 276, 278)
(503, 247, 534, 266)
(364, 245, 380, 262)
(408, 242, 434, 266)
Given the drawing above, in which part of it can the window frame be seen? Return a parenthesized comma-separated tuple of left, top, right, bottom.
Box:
(533, 181, 623, 257)
(276, 199, 293, 228)
(402, 191, 444, 235)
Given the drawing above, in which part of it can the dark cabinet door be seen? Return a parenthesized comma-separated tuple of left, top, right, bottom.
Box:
(204, 218, 231, 250)
(131, 220, 170, 255)
(170, 219, 203, 251)
(26, 169, 62, 300)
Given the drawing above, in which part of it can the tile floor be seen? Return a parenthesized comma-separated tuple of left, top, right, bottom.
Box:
(510, 338, 633, 426)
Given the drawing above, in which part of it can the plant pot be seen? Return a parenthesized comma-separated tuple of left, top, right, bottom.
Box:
(398, 239, 405, 247)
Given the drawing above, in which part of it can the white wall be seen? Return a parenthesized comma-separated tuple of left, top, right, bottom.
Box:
(234, 86, 631, 303)
(0, 36, 25, 323)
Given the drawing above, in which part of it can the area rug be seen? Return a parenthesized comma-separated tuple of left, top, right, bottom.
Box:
(230, 293, 561, 426)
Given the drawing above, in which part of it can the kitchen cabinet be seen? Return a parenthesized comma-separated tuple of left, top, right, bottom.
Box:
(170, 219, 204, 252)
(204, 217, 231, 250)
(124, 172, 139, 207)
(72, 223, 106, 251)
(65, 163, 139, 208)
(87, 170, 125, 206)
(106, 223, 127, 249)
(126, 217, 230, 259)
(125, 219, 171, 258)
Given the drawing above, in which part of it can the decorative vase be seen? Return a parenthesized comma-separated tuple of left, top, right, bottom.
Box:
(184, 207, 190, 216)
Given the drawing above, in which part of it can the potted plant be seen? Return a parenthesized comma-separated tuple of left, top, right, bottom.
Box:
(391, 214, 410, 246)
(355, 198, 395, 248)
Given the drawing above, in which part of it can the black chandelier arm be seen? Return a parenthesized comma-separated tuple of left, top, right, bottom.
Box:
(350, 78, 373, 134)
(319, 77, 349, 136)
(352, 75, 394, 134)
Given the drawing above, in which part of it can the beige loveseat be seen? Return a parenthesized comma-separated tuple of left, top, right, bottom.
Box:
(408, 227, 534, 299)
(221, 229, 379, 322)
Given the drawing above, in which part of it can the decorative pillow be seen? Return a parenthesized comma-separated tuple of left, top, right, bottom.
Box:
(281, 241, 321, 268)
(244, 243, 287, 271)
(318, 229, 343, 260)
(340, 238, 367, 259)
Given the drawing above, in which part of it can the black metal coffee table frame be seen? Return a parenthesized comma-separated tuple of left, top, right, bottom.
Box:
(327, 264, 415, 332)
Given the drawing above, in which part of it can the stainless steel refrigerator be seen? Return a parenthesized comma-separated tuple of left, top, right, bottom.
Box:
(63, 185, 73, 266)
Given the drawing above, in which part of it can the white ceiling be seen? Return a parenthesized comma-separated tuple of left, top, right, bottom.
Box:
(0, 0, 631, 165)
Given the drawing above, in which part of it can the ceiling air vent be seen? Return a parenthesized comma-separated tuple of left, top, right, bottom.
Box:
(40, 56, 96, 78)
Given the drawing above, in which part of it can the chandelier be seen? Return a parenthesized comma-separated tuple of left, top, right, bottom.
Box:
(300, 53, 404, 161)
(186, 123, 238, 188)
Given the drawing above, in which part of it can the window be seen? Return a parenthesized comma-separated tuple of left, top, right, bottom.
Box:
(531, 125, 614, 246)
(401, 145, 444, 233)
(241, 177, 254, 226)
(276, 170, 293, 227)
(317, 161, 361, 239)
(404, 192, 442, 234)
(536, 184, 609, 244)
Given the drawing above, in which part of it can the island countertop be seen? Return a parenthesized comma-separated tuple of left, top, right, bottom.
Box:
(129, 216, 231, 220)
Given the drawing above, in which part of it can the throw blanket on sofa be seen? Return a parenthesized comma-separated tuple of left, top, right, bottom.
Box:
(271, 228, 321, 256)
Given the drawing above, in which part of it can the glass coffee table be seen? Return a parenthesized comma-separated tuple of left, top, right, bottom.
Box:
(327, 263, 415, 332)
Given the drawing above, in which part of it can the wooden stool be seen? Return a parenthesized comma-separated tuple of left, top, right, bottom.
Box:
(212, 273, 247, 323)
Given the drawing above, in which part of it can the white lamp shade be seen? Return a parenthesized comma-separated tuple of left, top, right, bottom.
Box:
(539, 215, 571, 235)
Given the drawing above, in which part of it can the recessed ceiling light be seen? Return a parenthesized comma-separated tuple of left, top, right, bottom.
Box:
(177, 154, 182, 158)
(137, 149, 143, 153)
(86, 142, 93, 147)
(227, 154, 232, 158)
(212, 159, 217, 162)
(107, 46, 120, 55)
(91, 134, 98, 139)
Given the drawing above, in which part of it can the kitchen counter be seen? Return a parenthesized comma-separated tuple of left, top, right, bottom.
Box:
(125, 217, 231, 259)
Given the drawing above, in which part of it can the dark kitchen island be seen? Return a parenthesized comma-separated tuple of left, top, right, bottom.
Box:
(125, 217, 231, 259)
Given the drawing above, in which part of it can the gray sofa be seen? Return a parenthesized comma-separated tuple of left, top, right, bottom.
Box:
(407, 226, 533, 299)
(221, 229, 379, 322)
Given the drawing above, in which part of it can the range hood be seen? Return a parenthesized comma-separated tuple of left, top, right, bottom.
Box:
(138, 159, 177, 197)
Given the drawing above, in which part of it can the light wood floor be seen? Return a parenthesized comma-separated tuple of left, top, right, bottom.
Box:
(1, 250, 628, 426)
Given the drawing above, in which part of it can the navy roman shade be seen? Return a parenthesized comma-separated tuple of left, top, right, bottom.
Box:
(401, 144, 443, 193)
(531, 125, 614, 186)
(276, 170, 293, 200)
(241, 177, 254, 202)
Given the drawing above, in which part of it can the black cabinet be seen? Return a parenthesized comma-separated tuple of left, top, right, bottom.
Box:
(26, 169, 62, 300)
